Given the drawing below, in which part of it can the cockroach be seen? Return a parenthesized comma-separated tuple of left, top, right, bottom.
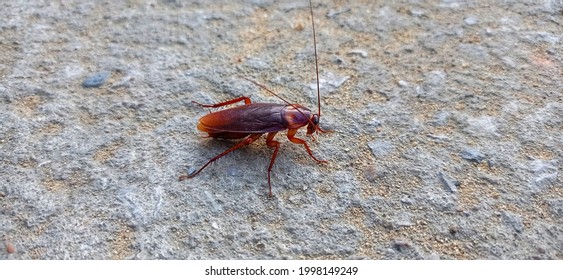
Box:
(180, 0, 327, 197)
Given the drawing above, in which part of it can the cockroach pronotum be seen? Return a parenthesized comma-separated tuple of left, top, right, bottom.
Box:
(180, 0, 328, 197)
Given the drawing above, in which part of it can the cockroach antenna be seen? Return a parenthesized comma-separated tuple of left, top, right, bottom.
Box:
(309, 0, 322, 119)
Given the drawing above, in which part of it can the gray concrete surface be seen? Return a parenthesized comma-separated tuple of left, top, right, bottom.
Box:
(1, 0, 561, 259)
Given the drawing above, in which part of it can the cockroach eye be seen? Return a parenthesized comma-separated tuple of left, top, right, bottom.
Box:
(312, 114, 319, 125)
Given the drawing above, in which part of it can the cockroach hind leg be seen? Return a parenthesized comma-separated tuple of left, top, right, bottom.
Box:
(179, 166, 199, 181)
(191, 100, 205, 106)
(178, 172, 195, 181)
(181, 133, 262, 183)
(266, 173, 275, 199)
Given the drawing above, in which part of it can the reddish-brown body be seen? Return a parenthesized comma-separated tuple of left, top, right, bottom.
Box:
(198, 103, 313, 137)
(179, 0, 326, 197)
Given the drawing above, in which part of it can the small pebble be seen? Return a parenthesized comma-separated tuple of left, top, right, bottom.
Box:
(392, 239, 411, 252)
(438, 172, 459, 193)
(5, 241, 16, 254)
(464, 16, 478, 25)
(364, 165, 384, 183)
(466, 116, 498, 136)
(400, 196, 414, 205)
(501, 211, 524, 233)
(398, 80, 409, 87)
(185, 165, 197, 176)
(82, 71, 110, 88)
(460, 148, 485, 163)
(256, 243, 265, 251)
(368, 141, 394, 157)
(427, 134, 449, 141)
(346, 50, 368, 58)
(409, 9, 425, 17)
(327, 7, 351, 18)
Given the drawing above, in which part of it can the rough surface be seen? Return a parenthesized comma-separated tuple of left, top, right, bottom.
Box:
(1, 0, 561, 260)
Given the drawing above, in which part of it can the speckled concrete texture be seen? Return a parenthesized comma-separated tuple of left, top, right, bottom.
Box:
(1, 0, 561, 259)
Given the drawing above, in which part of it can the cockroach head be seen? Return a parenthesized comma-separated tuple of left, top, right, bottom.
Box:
(306, 113, 320, 135)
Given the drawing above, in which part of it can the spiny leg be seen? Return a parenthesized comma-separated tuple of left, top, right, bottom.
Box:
(193, 96, 251, 108)
(179, 133, 262, 181)
(287, 128, 327, 164)
(265, 132, 280, 198)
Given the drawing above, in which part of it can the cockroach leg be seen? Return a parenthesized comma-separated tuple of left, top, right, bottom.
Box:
(265, 132, 280, 198)
(192, 96, 251, 108)
(287, 128, 327, 164)
(179, 133, 262, 181)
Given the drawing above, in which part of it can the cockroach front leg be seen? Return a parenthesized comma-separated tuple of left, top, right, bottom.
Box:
(192, 96, 251, 108)
(287, 128, 327, 164)
(179, 133, 262, 181)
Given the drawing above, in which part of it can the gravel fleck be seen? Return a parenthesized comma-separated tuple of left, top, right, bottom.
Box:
(82, 71, 110, 88)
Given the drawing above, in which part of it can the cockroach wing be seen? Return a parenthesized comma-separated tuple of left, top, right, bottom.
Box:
(197, 103, 289, 135)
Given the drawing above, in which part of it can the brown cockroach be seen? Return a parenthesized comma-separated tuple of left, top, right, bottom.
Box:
(180, 0, 327, 197)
